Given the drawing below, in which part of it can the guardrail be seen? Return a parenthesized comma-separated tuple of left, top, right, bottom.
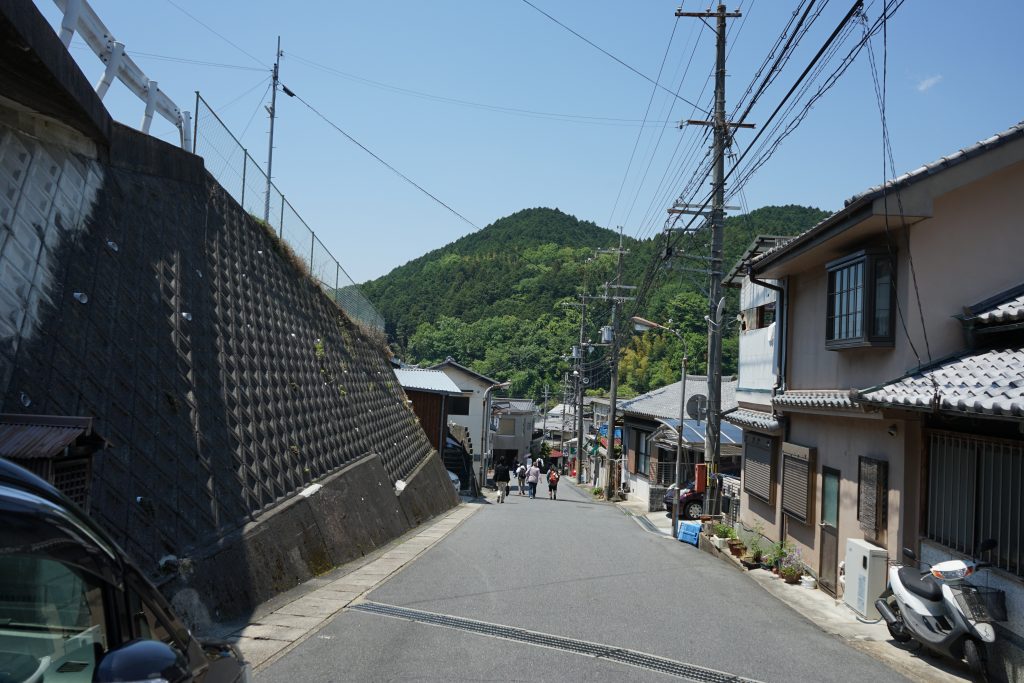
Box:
(52, 0, 192, 150)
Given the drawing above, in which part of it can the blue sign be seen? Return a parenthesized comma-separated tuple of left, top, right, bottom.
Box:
(598, 424, 622, 438)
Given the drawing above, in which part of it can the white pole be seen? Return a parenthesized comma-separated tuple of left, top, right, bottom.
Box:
(95, 41, 124, 100)
(180, 111, 192, 151)
(59, 0, 83, 47)
(140, 80, 158, 133)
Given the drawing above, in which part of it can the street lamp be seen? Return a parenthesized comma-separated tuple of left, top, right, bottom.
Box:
(631, 316, 688, 539)
(479, 381, 511, 494)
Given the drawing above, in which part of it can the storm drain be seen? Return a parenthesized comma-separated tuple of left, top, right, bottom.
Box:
(351, 601, 759, 682)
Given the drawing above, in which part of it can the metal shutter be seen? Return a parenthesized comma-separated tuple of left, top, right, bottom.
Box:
(858, 457, 887, 534)
(743, 433, 775, 503)
(782, 443, 815, 522)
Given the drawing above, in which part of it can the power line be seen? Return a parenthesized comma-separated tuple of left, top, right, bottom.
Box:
(518, 0, 709, 113)
(67, 42, 266, 72)
(291, 93, 480, 231)
(605, 17, 681, 232)
(287, 53, 675, 128)
(216, 75, 271, 110)
(163, 0, 268, 68)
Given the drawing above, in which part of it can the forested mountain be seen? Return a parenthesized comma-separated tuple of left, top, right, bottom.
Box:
(363, 205, 830, 400)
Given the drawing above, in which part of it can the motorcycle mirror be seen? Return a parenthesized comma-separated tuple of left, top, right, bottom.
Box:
(902, 547, 917, 562)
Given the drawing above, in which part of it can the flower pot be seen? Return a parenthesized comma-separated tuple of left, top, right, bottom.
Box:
(728, 543, 744, 558)
(800, 575, 817, 589)
(712, 536, 730, 550)
(782, 573, 801, 585)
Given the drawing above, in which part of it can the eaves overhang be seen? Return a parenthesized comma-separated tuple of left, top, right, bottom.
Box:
(751, 121, 1024, 280)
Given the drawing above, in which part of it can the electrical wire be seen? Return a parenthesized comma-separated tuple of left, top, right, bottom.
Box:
(518, 0, 709, 114)
(162, 0, 268, 68)
(605, 18, 681, 233)
(291, 93, 479, 231)
(67, 42, 266, 72)
(216, 75, 271, 110)
(288, 53, 673, 128)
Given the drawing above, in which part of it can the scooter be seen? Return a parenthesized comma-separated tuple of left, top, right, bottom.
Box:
(875, 538, 1004, 678)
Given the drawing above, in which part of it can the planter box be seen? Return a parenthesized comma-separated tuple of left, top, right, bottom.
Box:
(711, 535, 731, 550)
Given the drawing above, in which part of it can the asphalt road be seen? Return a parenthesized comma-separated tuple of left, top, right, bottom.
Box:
(258, 480, 909, 682)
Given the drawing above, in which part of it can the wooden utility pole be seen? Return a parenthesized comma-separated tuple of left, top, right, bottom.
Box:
(599, 231, 635, 500)
(676, 4, 751, 515)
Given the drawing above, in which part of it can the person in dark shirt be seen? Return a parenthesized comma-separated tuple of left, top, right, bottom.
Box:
(494, 460, 511, 503)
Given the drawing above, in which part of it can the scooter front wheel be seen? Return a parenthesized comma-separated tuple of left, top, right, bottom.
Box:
(963, 638, 988, 678)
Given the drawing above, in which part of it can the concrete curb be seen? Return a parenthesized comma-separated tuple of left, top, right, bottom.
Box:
(221, 502, 482, 673)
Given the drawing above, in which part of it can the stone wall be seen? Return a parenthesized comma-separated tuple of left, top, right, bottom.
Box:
(0, 0, 457, 621)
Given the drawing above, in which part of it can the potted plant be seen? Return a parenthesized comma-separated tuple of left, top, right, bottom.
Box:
(766, 539, 794, 573)
(727, 538, 745, 557)
(710, 522, 734, 550)
(779, 548, 804, 584)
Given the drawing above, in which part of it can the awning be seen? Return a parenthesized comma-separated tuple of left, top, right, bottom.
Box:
(0, 414, 106, 460)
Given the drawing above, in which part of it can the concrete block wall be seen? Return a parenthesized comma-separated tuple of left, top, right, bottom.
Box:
(0, 111, 456, 619)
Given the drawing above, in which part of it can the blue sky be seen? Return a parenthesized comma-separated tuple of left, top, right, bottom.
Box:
(36, 1, 1024, 283)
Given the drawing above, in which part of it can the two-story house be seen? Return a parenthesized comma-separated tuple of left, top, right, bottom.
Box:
(620, 377, 741, 511)
(430, 357, 504, 478)
(730, 121, 1024, 676)
(491, 398, 540, 466)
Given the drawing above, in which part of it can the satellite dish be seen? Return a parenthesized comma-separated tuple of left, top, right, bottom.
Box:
(686, 394, 707, 421)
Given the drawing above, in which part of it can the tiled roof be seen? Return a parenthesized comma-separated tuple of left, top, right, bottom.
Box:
(959, 283, 1024, 326)
(753, 121, 1024, 269)
(976, 294, 1024, 324)
(430, 358, 500, 386)
(722, 407, 782, 434)
(725, 235, 794, 284)
(496, 399, 536, 414)
(394, 368, 463, 395)
(619, 376, 737, 421)
(857, 347, 1024, 420)
(772, 390, 860, 411)
(846, 121, 1024, 206)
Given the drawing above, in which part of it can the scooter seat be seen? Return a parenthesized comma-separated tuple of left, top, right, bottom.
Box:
(899, 566, 942, 601)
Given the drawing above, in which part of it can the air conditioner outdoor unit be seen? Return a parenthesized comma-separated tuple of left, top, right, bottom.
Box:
(843, 538, 888, 619)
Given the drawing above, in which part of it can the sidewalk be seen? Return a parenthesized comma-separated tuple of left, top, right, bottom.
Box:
(206, 501, 482, 672)
(609, 491, 973, 683)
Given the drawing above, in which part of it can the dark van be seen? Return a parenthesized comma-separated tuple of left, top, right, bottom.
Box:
(0, 458, 248, 682)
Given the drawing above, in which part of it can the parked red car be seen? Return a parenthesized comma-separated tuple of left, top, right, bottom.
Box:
(663, 470, 740, 519)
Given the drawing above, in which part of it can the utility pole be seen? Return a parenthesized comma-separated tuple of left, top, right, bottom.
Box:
(676, 4, 751, 515)
(264, 36, 282, 223)
(599, 231, 635, 500)
(558, 373, 568, 464)
(575, 294, 588, 484)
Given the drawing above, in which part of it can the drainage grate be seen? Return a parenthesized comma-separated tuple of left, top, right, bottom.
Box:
(351, 602, 759, 682)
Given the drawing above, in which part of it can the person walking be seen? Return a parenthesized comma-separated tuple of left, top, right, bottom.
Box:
(526, 461, 541, 499)
(547, 467, 560, 500)
(494, 460, 510, 503)
(516, 463, 527, 496)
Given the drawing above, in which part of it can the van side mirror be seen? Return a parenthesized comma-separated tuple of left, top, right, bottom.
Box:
(95, 639, 189, 683)
(902, 547, 917, 562)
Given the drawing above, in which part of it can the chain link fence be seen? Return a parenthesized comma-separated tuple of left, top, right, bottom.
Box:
(192, 93, 385, 331)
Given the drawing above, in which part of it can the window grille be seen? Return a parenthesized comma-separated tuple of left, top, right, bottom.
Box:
(858, 456, 888, 536)
(927, 431, 1023, 577)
